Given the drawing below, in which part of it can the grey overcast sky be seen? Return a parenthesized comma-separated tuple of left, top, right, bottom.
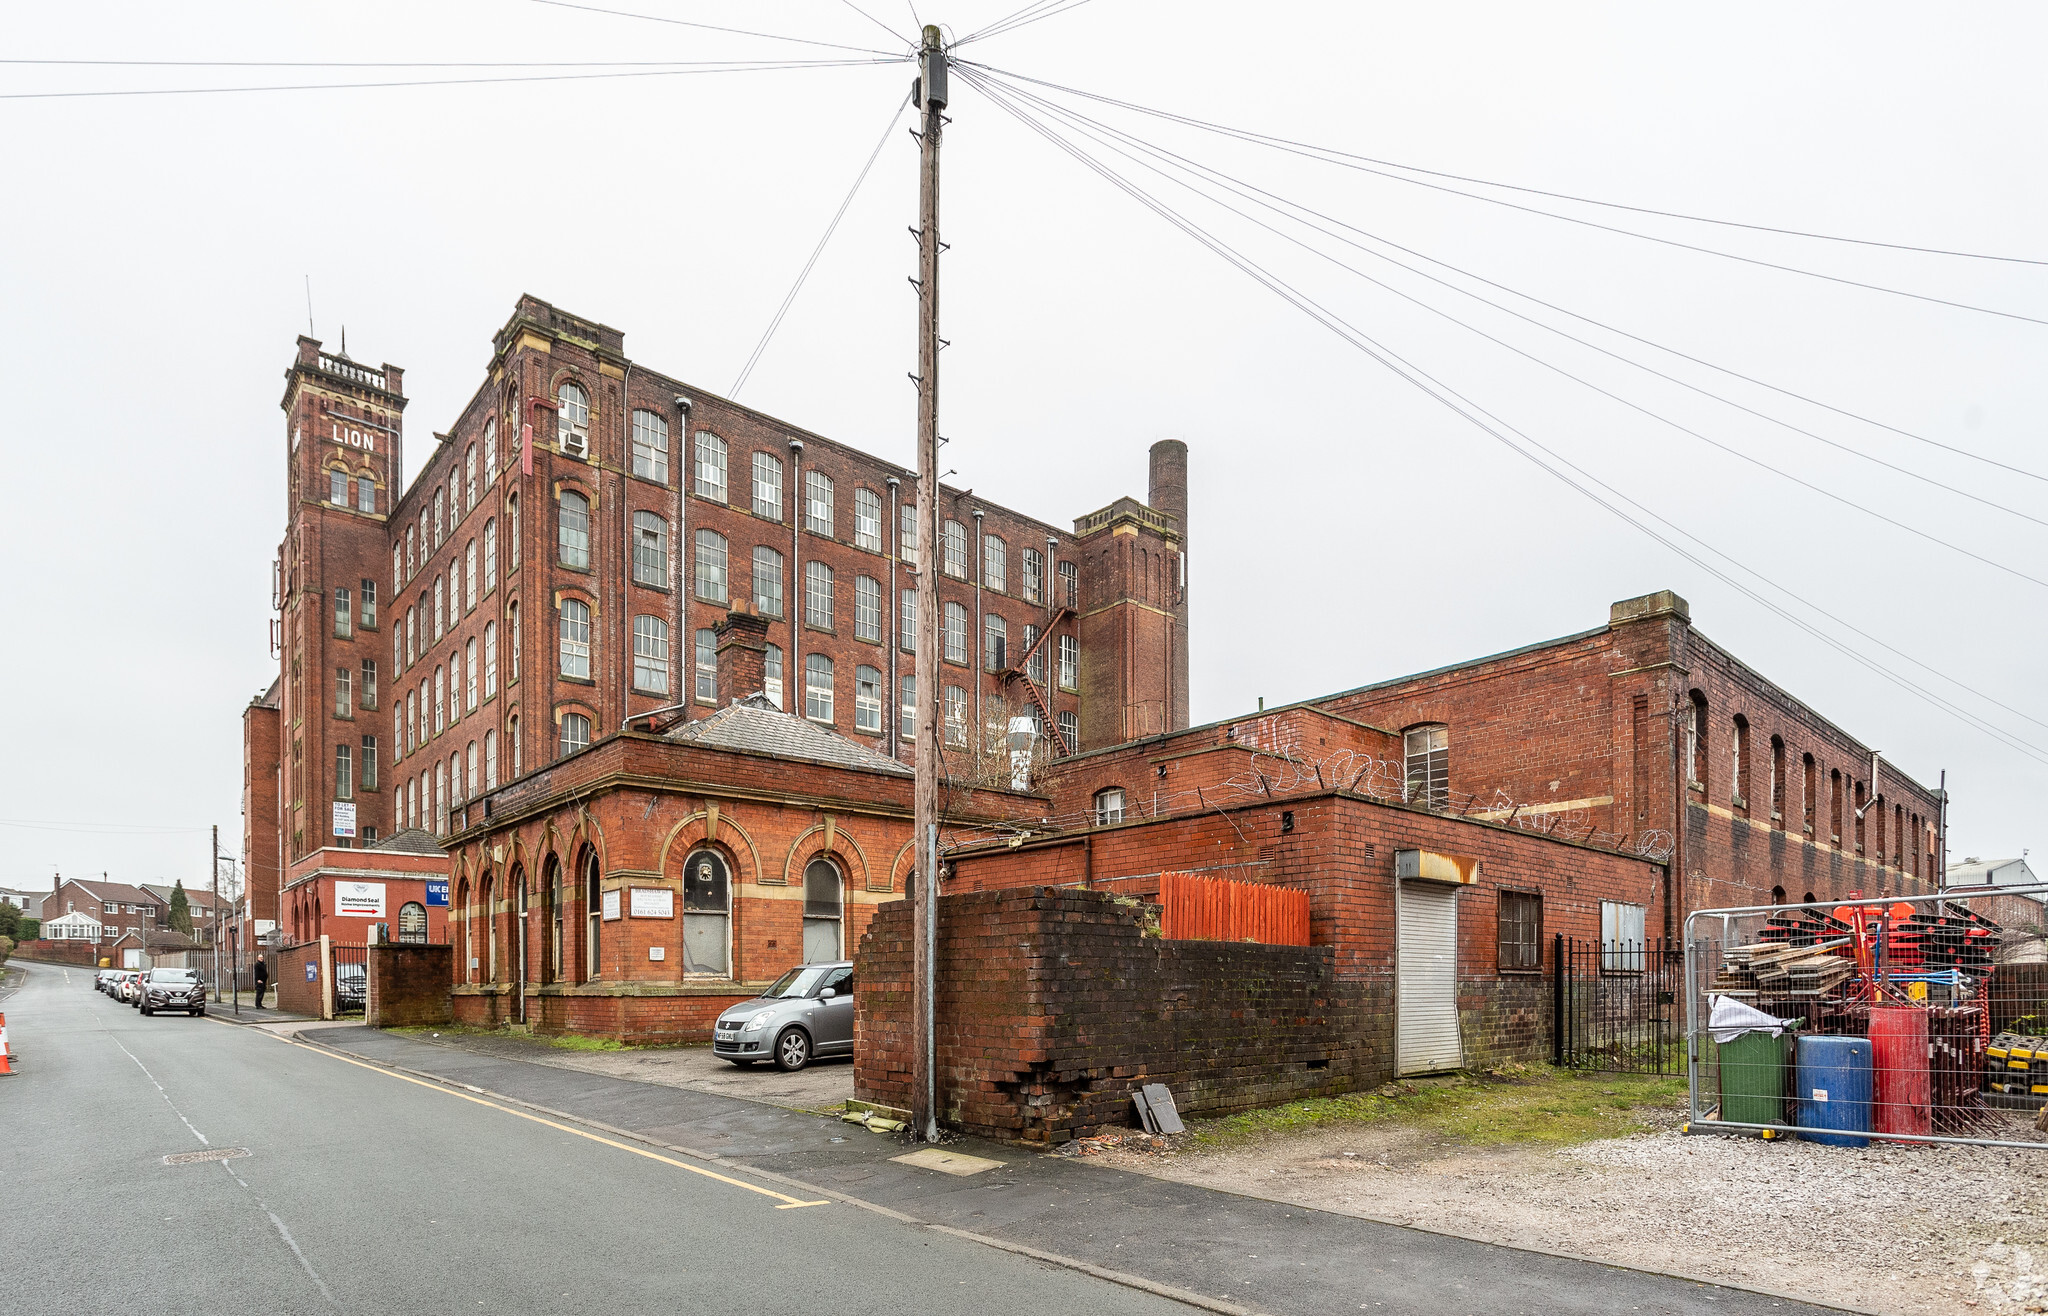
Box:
(3, 2, 2043, 891)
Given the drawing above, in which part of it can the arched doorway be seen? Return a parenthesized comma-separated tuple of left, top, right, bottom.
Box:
(481, 873, 498, 982)
(583, 850, 603, 981)
(396, 902, 428, 943)
(512, 866, 528, 1023)
(802, 858, 843, 963)
(681, 849, 731, 977)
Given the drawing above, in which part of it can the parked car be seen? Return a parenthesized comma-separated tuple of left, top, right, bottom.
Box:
(712, 961, 854, 1072)
(334, 962, 366, 1014)
(139, 967, 206, 1017)
(95, 969, 120, 995)
(114, 971, 143, 1003)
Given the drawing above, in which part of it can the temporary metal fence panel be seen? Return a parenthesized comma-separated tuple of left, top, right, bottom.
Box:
(1158, 871, 1311, 946)
(1684, 886, 2048, 1150)
(1552, 935, 1686, 1074)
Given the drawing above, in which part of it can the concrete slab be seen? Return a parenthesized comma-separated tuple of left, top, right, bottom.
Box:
(891, 1147, 1007, 1176)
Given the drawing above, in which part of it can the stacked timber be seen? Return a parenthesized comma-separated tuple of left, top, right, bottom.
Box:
(1714, 939, 1855, 998)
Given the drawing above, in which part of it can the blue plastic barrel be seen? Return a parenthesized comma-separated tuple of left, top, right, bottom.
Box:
(1794, 1035, 1873, 1148)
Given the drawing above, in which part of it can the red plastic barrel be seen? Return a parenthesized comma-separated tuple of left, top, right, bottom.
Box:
(1870, 1006, 1932, 1139)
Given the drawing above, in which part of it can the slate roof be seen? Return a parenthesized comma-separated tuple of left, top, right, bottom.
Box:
(663, 694, 912, 778)
(368, 828, 448, 855)
(66, 878, 161, 908)
(139, 884, 228, 911)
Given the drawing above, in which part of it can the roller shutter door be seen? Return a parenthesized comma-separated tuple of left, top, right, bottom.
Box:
(1396, 880, 1462, 1075)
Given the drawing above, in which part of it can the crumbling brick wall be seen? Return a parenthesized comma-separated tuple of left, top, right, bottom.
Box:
(855, 887, 1387, 1145)
(367, 943, 454, 1027)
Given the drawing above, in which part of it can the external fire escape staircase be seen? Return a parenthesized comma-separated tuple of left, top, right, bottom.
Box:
(996, 606, 1075, 758)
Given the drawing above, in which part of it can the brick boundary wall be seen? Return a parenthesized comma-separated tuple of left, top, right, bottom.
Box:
(855, 887, 1390, 1145)
(367, 944, 454, 1027)
(16, 943, 97, 967)
(274, 942, 325, 1017)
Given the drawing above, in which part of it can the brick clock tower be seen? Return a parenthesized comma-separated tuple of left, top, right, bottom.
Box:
(272, 336, 408, 859)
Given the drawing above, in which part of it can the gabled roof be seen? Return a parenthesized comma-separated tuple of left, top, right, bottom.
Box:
(139, 885, 228, 910)
(65, 878, 161, 907)
(368, 828, 447, 855)
(1946, 857, 2039, 889)
(663, 694, 912, 778)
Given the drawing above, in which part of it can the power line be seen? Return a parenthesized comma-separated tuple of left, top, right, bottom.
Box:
(979, 68, 2048, 533)
(0, 818, 212, 835)
(0, 59, 900, 101)
(731, 92, 911, 397)
(525, 0, 898, 56)
(964, 67, 2048, 488)
(957, 0, 1096, 45)
(957, 1, 1067, 44)
(958, 68, 2048, 767)
(0, 57, 831, 68)
(837, 0, 913, 48)
(966, 64, 2048, 328)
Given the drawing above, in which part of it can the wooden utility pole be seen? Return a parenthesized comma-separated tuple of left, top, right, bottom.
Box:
(911, 23, 948, 1144)
(210, 824, 221, 1001)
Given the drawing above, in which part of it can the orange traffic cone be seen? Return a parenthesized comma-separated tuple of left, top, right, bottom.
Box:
(0, 1012, 13, 1075)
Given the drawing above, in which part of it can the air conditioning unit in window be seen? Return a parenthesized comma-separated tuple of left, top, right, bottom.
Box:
(561, 428, 588, 460)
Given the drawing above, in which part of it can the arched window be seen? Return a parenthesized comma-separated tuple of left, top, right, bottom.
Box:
(694, 529, 727, 602)
(465, 540, 478, 611)
(634, 616, 670, 695)
(695, 628, 717, 702)
(557, 382, 589, 448)
(854, 575, 882, 643)
(854, 487, 883, 551)
(507, 493, 520, 569)
(753, 546, 784, 617)
(466, 740, 478, 800)
(1687, 692, 1709, 788)
(804, 470, 834, 535)
(694, 430, 728, 501)
(941, 519, 967, 578)
(1094, 787, 1126, 826)
(508, 603, 520, 683)
(942, 602, 967, 664)
(1404, 725, 1449, 810)
(558, 490, 590, 569)
(1731, 715, 1750, 809)
(631, 410, 669, 483)
(681, 849, 731, 976)
(432, 490, 445, 547)
(854, 665, 882, 733)
(541, 855, 562, 982)
(1770, 736, 1787, 824)
(1770, 886, 1786, 907)
(943, 684, 966, 747)
(805, 560, 834, 629)
(559, 711, 592, 758)
(805, 654, 834, 723)
(983, 534, 1007, 591)
(484, 519, 497, 593)
(484, 728, 499, 789)
(434, 761, 448, 835)
(983, 613, 1007, 671)
(1801, 753, 1816, 834)
(752, 452, 785, 521)
(433, 665, 446, 733)
(465, 444, 478, 510)
(559, 599, 591, 677)
(397, 901, 428, 944)
(802, 858, 843, 963)
(456, 878, 472, 980)
(584, 850, 603, 981)
(481, 873, 498, 982)
(765, 643, 784, 710)
(483, 622, 498, 697)
(483, 418, 498, 484)
(392, 543, 403, 594)
(433, 576, 446, 639)
(634, 511, 670, 588)
(509, 715, 521, 776)
(448, 751, 464, 808)
(1830, 769, 1844, 843)
(465, 639, 479, 711)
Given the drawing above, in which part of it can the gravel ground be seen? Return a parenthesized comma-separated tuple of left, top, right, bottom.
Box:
(1089, 1109, 2048, 1314)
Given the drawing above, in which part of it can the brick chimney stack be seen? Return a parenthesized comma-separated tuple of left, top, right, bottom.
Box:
(714, 604, 770, 706)
(1148, 439, 1190, 734)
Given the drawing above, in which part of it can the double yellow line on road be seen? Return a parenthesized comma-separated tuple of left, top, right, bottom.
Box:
(270, 1029, 830, 1210)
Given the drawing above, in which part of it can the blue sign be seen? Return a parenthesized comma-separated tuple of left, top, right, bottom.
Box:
(425, 880, 449, 908)
(305, 962, 317, 982)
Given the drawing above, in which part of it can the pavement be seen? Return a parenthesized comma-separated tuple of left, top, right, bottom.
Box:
(3, 959, 1847, 1315)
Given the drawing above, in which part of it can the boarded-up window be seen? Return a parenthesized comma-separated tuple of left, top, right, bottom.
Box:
(1600, 900, 1647, 973)
(1497, 890, 1542, 971)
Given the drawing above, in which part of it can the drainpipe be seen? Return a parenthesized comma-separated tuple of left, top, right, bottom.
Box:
(673, 396, 691, 714)
(887, 474, 902, 758)
(971, 507, 984, 767)
(788, 439, 803, 710)
(618, 362, 633, 729)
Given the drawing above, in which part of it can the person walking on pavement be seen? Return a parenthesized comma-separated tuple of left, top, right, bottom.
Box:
(252, 957, 269, 1010)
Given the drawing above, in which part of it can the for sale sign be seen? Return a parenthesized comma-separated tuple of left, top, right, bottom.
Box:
(335, 881, 386, 918)
(332, 801, 357, 838)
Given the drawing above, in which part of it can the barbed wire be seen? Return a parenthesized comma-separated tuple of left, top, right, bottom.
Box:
(940, 742, 1676, 863)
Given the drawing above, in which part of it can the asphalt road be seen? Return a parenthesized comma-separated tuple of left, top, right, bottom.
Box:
(0, 962, 1196, 1316)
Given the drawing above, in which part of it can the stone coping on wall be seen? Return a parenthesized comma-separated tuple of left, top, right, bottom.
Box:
(451, 981, 768, 999)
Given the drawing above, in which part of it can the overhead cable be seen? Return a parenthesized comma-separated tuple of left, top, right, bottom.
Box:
(958, 68, 2048, 766)
(0, 59, 901, 101)
(979, 69, 2048, 530)
(731, 92, 911, 397)
(964, 64, 2048, 327)
(524, 0, 900, 56)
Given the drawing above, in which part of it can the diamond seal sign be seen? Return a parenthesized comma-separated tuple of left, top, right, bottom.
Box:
(335, 881, 386, 919)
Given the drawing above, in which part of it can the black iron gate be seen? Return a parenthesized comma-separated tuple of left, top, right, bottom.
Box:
(1552, 934, 1685, 1074)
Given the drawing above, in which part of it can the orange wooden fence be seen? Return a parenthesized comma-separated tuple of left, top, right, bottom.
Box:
(1158, 871, 1311, 946)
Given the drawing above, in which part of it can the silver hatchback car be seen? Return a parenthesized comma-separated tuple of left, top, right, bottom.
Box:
(712, 962, 854, 1071)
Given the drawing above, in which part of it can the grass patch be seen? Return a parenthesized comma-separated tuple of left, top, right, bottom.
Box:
(389, 1024, 679, 1053)
(1193, 1064, 1687, 1150)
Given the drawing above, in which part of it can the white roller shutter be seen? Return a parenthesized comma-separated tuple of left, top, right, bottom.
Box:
(1397, 879, 1462, 1075)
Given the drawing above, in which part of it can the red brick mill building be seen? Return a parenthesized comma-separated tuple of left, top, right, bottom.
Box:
(241, 294, 1190, 1036)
